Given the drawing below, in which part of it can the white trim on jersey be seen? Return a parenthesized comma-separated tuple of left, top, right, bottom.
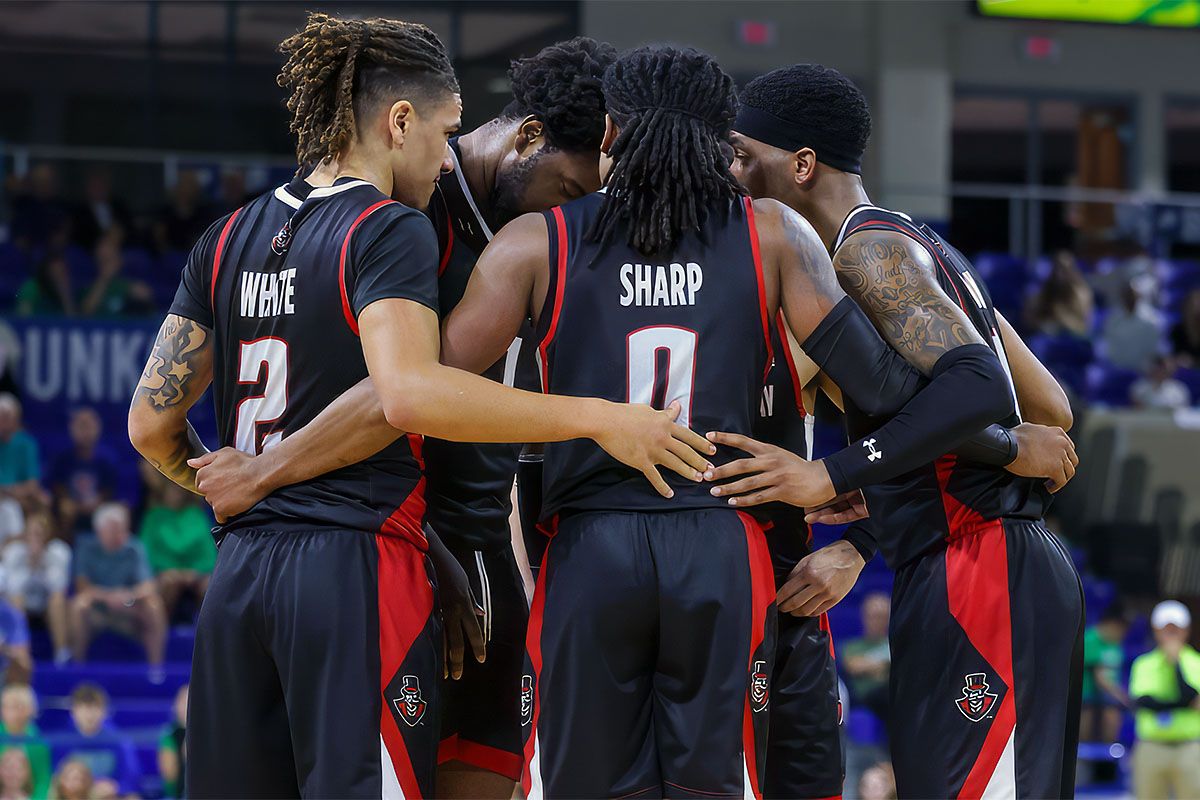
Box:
(380, 734, 406, 799)
(527, 734, 545, 800)
(447, 146, 494, 242)
(308, 179, 374, 199)
(474, 550, 493, 643)
(742, 752, 757, 800)
(273, 185, 303, 209)
(979, 727, 1017, 800)
(833, 204, 915, 251)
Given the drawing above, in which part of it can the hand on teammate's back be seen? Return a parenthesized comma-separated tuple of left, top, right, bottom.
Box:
(189, 448, 270, 522)
(701, 431, 837, 509)
(1004, 422, 1079, 493)
(592, 401, 716, 499)
(424, 529, 486, 680)
(776, 540, 867, 617)
(804, 490, 869, 526)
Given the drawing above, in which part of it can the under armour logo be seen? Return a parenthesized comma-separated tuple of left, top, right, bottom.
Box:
(863, 438, 883, 462)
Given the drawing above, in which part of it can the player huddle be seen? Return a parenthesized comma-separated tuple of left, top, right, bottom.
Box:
(127, 12, 1084, 800)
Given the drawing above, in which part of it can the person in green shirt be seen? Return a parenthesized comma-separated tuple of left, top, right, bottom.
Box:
(1081, 604, 1130, 744)
(841, 592, 891, 724)
(79, 231, 154, 319)
(0, 685, 52, 800)
(138, 475, 216, 618)
(157, 684, 187, 799)
(1130, 600, 1200, 800)
(15, 254, 75, 318)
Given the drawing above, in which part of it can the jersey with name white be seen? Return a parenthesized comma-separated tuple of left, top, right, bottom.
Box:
(535, 192, 772, 518)
(169, 177, 439, 543)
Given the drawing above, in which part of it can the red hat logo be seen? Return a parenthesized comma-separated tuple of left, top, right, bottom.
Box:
(750, 660, 770, 713)
(956, 673, 998, 722)
(393, 675, 427, 727)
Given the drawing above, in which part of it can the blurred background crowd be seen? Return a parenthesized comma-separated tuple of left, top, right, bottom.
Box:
(3, 1, 1200, 798)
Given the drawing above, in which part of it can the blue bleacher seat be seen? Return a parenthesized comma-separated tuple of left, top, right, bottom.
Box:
(32, 662, 189, 700)
(972, 252, 1027, 283)
(1085, 363, 1140, 407)
(846, 708, 885, 745)
(1175, 368, 1200, 402)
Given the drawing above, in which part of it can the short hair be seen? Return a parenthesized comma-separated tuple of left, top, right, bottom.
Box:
(503, 37, 617, 153)
(2, 684, 37, 715)
(70, 683, 108, 708)
(0, 393, 19, 416)
(739, 64, 871, 166)
(92, 502, 129, 532)
(277, 12, 460, 167)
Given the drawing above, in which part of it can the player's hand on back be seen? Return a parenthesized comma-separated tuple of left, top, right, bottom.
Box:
(803, 490, 869, 526)
(189, 447, 271, 523)
(702, 432, 837, 509)
(591, 401, 716, 499)
(424, 530, 486, 680)
(1005, 422, 1079, 493)
(777, 540, 867, 618)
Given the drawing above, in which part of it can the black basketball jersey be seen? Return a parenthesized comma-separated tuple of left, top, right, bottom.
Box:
(755, 314, 815, 567)
(537, 193, 772, 518)
(833, 205, 1050, 568)
(169, 177, 439, 545)
(423, 139, 540, 550)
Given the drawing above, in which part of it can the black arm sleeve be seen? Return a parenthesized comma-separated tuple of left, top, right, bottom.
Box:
(822, 343, 1016, 494)
(952, 425, 1018, 467)
(840, 521, 878, 563)
(1136, 665, 1198, 711)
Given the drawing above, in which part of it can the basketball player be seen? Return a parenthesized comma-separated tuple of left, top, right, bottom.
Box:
(189, 36, 616, 800)
(127, 15, 714, 799)
(711, 64, 1085, 799)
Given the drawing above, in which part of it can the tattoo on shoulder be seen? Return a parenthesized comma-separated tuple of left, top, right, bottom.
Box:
(779, 207, 841, 301)
(137, 316, 210, 412)
(834, 237, 980, 373)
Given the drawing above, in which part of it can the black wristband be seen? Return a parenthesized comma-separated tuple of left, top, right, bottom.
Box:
(841, 522, 878, 563)
(953, 424, 1018, 467)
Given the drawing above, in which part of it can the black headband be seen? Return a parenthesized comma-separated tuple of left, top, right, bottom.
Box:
(733, 104, 862, 175)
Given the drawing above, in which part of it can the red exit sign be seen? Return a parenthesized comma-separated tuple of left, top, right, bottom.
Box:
(737, 19, 777, 47)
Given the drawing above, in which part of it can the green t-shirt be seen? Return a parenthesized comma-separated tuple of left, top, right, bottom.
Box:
(0, 721, 52, 800)
(139, 504, 216, 574)
(842, 635, 890, 699)
(1082, 626, 1124, 702)
(0, 431, 40, 487)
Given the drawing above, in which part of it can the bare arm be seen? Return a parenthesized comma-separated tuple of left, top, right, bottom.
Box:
(995, 311, 1073, 431)
(128, 314, 212, 493)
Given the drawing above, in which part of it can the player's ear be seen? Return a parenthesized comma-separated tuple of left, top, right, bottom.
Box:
(793, 148, 818, 188)
(601, 114, 619, 156)
(389, 100, 416, 148)
(514, 116, 545, 158)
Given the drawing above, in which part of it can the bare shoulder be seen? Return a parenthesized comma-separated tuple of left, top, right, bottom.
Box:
(750, 198, 821, 251)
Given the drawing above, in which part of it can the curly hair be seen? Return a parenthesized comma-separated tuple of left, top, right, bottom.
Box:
(588, 45, 744, 257)
(277, 12, 459, 167)
(502, 36, 616, 153)
(739, 64, 872, 163)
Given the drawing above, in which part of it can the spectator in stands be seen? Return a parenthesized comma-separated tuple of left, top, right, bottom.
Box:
(48, 409, 116, 539)
(1102, 282, 1162, 372)
(70, 504, 166, 676)
(61, 685, 138, 798)
(156, 685, 186, 800)
(1131, 355, 1192, 410)
(5, 514, 72, 666)
(0, 748, 33, 800)
(858, 762, 897, 800)
(1130, 600, 1200, 799)
(0, 395, 45, 546)
(70, 170, 131, 252)
(15, 254, 76, 318)
(0, 323, 20, 399)
(1025, 250, 1095, 338)
(1170, 288, 1200, 367)
(79, 232, 153, 319)
(48, 759, 95, 800)
(138, 478, 214, 618)
(0, 591, 32, 689)
(842, 592, 891, 723)
(0, 685, 51, 800)
(153, 171, 212, 254)
(9, 165, 69, 251)
(1080, 604, 1130, 744)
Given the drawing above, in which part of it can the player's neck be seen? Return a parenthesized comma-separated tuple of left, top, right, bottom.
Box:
(455, 121, 506, 218)
(334, 149, 393, 198)
(804, 173, 871, 254)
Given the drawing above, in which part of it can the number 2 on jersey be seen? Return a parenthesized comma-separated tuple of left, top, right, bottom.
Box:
(235, 337, 288, 454)
(626, 325, 697, 426)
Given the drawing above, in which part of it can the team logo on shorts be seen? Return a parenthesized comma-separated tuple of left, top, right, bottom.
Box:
(393, 675, 427, 727)
(520, 675, 534, 726)
(955, 673, 998, 722)
(749, 660, 770, 712)
(271, 221, 293, 255)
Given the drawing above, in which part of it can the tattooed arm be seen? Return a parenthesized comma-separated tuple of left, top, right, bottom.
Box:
(833, 231, 984, 374)
(128, 314, 213, 493)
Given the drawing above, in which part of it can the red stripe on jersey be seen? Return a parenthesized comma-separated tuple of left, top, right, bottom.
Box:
(438, 205, 455, 277)
(743, 197, 775, 383)
(844, 219, 969, 314)
(339, 199, 396, 336)
(818, 611, 836, 660)
(210, 207, 243, 311)
(437, 735, 523, 782)
(739, 511, 773, 800)
(937, 456, 1016, 799)
(773, 310, 807, 417)
(521, 539, 553, 796)
(537, 207, 569, 392)
(376, 534, 435, 799)
(380, 475, 428, 550)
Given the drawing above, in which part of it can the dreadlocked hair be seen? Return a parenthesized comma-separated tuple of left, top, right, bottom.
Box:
(589, 45, 744, 257)
(277, 12, 459, 168)
(503, 37, 617, 153)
